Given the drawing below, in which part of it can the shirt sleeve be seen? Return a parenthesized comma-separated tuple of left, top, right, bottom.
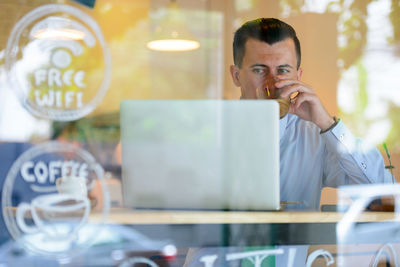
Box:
(320, 120, 393, 187)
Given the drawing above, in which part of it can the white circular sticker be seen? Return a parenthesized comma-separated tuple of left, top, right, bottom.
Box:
(1, 141, 110, 258)
(5, 4, 112, 121)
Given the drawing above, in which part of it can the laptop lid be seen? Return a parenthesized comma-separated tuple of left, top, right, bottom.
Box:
(120, 100, 280, 210)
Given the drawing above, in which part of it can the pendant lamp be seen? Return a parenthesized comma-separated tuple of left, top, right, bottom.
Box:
(147, 0, 200, 52)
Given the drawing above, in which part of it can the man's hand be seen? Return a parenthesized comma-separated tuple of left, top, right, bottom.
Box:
(276, 79, 335, 131)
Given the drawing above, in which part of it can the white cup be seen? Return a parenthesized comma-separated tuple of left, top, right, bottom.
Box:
(16, 193, 90, 241)
(56, 176, 88, 197)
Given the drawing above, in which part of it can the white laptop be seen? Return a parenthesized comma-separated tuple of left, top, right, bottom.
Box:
(120, 100, 280, 210)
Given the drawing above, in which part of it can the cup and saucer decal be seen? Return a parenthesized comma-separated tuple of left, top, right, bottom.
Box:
(2, 141, 110, 258)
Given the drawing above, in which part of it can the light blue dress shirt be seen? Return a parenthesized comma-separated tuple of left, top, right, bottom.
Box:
(279, 114, 392, 210)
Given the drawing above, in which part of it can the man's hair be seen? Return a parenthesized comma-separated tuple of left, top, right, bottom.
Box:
(233, 18, 301, 69)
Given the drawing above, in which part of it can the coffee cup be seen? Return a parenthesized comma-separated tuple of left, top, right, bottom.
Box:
(263, 83, 290, 119)
(276, 97, 290, 119)
(16, 193, 90, 241)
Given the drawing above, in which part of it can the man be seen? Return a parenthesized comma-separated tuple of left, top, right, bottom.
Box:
(230, 18, 392, 210)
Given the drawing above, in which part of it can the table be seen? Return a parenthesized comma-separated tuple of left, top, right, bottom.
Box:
(95, 209, 396, 224)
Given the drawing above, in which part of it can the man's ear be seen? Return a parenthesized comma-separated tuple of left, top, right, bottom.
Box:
(230, 65, 241, 87)
(297, 68, 303, 80)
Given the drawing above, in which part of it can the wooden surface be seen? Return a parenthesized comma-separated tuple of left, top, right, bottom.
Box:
(89, 208, 398, 225)
(7, 206, 397, 225)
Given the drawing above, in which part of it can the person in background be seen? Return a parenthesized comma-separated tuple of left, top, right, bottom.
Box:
(229, 18, 393, 210)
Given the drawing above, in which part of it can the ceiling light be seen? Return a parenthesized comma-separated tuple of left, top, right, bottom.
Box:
(147, 0, 200, 52)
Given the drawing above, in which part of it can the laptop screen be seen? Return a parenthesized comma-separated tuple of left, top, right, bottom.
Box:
(120, 100, 280, 210)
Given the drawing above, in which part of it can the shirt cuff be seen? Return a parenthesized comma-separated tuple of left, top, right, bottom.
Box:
(322, 120, 369, 174)
(320, 117, 339, 134)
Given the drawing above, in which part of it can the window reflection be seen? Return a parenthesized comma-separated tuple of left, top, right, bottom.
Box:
(0, 0, 400, 265)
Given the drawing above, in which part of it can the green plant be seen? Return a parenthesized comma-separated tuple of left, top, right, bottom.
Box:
(383, 142, 396, 183)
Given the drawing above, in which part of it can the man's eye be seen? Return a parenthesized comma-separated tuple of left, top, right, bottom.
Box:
(278, 69, 290, 74)
(252, 68, 265, 74)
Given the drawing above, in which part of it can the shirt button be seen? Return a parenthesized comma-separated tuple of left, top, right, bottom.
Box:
(339, 134, 345, 141)
(361, 162, 367, 169)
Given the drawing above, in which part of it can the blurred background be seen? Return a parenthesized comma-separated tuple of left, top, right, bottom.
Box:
(0, 0, 399, 206)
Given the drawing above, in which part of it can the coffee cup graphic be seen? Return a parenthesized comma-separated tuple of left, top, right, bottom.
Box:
(16, 193, 90, 241)
(3, 141, 109, 257)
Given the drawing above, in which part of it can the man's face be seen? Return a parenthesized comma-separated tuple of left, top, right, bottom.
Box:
(230, 38, 302, 99)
